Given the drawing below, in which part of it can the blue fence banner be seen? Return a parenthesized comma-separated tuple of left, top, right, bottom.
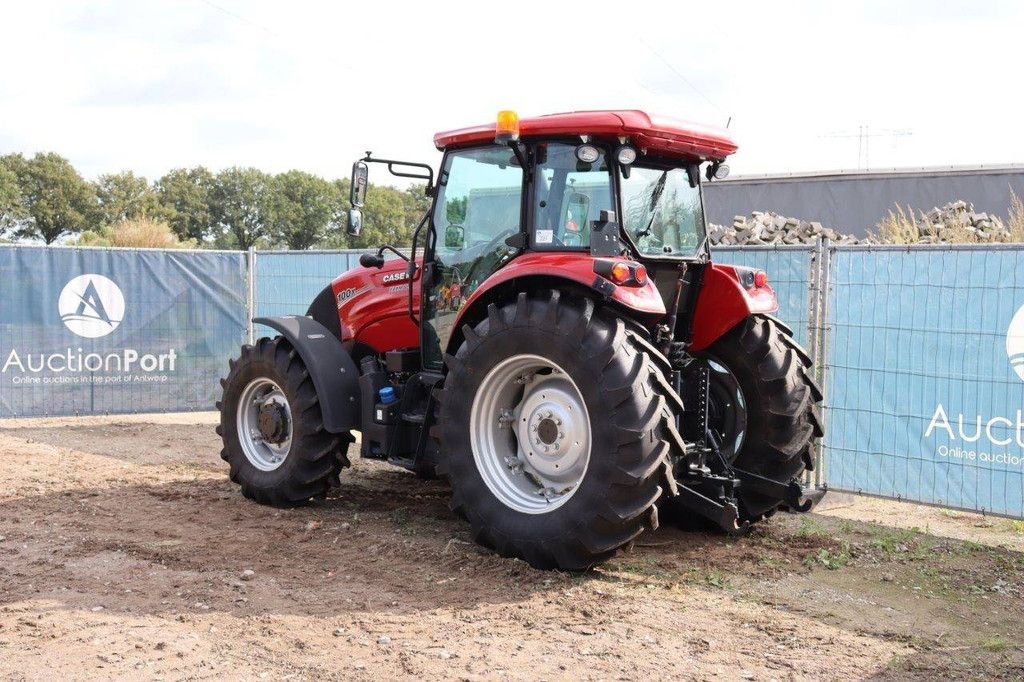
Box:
(0, 246, 247, 417)
(253, 249, 405, 337)
(824, 246, 1024, 517)
(4, 240, 1024, 519)
(712, 246, 816, 348)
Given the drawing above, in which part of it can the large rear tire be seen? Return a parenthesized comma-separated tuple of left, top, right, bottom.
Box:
(216, 336, 352, 507)
(701, 315, 823, 519)
(436, 292, 683, 570)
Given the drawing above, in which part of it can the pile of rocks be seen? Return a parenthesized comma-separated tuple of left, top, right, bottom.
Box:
(708, 212, 866, 246)
(901, 200, 1010, 243)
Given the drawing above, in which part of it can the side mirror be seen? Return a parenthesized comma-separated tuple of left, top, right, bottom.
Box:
(564, 192, 590, 234)
(350, 161, 368, 208)
(346, 208, 363, 237)
(445, 224, 465, 249)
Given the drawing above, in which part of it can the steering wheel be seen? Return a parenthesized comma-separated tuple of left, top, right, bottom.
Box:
(462, 228, 518, 286)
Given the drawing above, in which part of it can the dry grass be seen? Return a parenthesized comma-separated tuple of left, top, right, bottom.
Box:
(1009, 188, 1024, 242)
(873, 190, 1024, 245)
(872, 204, 921, 244)
(77, 216, 197, 249)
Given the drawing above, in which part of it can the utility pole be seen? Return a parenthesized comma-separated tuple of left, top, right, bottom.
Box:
(820, 126, 913, 169)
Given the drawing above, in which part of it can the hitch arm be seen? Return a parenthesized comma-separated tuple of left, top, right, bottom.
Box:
(731, 467, 827, 513)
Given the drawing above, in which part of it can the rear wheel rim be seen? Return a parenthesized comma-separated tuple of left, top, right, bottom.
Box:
(705, 358, 747, 461)
(236, 377, 292, 471)
(469, 354, 591, 514)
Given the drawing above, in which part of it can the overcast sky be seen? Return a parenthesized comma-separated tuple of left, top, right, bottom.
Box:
(2, 1, 1021, 183)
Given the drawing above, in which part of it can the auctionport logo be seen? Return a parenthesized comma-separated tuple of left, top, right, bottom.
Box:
(1008, 303, 1024, 382)
(923, 302, 1024, 467)
(2, 272, 177, 385)
(58, 274, 124, 338)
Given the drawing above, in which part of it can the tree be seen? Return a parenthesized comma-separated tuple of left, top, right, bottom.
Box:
(0, 162, 22, 235)
(94, 171, 170, 226)
(156, 167, 215, 243)
(210, 167, 272, 250)
(327, 179, 430, 249)
(2, 152, 96, 243)
(267, 170, 339, 250)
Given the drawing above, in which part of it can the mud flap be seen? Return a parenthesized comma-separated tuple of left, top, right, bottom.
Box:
(253, 316, 361, 433)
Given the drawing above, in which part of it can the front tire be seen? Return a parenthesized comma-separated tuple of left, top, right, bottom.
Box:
(702, 315, 824, 519)
(216, 336, 352, 507)
(437, 292, 683, 570)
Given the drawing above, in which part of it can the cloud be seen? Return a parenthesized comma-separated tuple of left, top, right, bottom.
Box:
(65, 2, 230, 47)
(2, 0, 1023, 181)
(81, 64, 240, 107)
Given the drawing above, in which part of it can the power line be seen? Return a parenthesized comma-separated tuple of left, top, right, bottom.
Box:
(195, 0, 281, 40)
(637, 37, 727, 120)
(820, 126, 913, 169)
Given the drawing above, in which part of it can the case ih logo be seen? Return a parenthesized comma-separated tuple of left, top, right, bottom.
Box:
(1009, 303, 1024, 382)
(58, 274, 125, 338)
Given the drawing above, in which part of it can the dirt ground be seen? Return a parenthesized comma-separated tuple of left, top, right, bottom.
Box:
(1, 413, 1023, 681)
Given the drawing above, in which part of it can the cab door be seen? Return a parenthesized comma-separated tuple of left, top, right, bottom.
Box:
(421, 145, 525, 371)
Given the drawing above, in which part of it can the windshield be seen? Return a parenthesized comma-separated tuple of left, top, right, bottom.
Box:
(620, 166, 705, 257)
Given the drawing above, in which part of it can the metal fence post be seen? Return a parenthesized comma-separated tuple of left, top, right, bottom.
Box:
(815, 238, 833, 489)
(801, 237, 822, 486)
(246, 247, 256, 345)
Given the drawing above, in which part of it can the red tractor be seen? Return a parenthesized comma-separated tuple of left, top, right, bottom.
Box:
(217, 110, 825, 570)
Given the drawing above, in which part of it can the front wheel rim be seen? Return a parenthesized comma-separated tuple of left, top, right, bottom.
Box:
(469, 354, 591, 514)
(236, 377, 293, 471)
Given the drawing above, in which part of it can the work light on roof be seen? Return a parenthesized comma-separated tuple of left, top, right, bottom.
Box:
(615, 144, 637, 165)
(575, 144, 600, 164)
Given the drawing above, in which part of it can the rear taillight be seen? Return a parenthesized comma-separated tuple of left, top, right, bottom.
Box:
(594, 259, 647, 287)
(737, 267, 768, 290)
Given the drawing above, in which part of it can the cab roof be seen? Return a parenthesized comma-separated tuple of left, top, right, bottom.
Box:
(433, 110, 737, 161)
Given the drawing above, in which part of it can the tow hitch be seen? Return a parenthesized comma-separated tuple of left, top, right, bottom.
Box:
(732, 467, 827, 513)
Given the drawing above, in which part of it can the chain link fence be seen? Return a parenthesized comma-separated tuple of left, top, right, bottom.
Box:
(820, 244, 1024, 517)
(2, 241, 1022, 517)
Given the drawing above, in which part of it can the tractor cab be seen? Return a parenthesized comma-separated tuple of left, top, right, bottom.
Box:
(349, 110, 739, 371)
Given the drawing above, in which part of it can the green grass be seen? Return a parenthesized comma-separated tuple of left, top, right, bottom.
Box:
(390, 507, 411, 526)
(803, 542, 851, 570)
(870, 527, 920, 555)
(796, 517, 829, 538)
(679, 566, 730, 588)
(982, 636, 1011, 652)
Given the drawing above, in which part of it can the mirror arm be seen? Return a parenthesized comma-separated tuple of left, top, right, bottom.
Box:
(376, 244, 410, 262)
(362, 152, 435, 196)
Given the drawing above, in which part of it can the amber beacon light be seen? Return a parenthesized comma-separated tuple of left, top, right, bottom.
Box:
(494, 110, 520, 143)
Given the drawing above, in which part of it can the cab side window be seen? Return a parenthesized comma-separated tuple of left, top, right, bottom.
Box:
(532, 143, 613, 249)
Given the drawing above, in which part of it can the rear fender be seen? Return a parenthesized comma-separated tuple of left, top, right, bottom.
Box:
(253, 315, 362, 432)
(447, 252, 666, 355)
(689, 264, 779, 352)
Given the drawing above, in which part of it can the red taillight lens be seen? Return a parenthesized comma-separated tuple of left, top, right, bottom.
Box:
(593, 259, 647, 287)
(633, 264, 648, 286)
(610, 262, 631, 284)
(753, 270, 768, 288)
